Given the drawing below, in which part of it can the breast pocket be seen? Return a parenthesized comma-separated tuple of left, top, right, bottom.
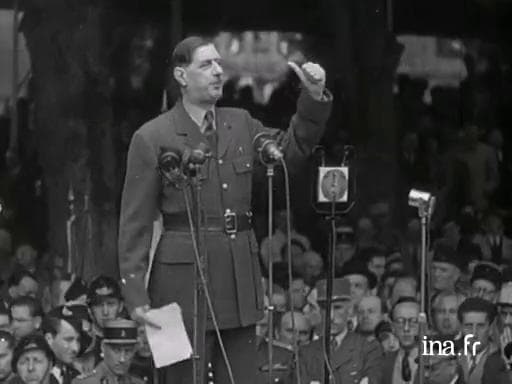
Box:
(232, 155, 253, 174)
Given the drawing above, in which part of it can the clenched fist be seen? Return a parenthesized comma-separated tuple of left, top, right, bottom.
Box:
(288, 61, 326, 101)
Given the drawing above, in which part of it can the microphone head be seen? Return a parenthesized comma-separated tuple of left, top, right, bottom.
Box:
(159, 150, 181, 172)
(253, 132, 283, 162)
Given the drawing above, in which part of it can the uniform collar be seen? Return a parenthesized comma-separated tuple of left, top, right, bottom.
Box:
(181, 98, 215, 133)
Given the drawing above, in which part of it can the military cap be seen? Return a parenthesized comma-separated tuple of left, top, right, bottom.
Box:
(457, 297, 497, 323)
(87, 275, 122, 305)
(471, 262, 502, 289)
(497, 283, 512, 307)
(338, 259, 377, 289)
(103, 319, 138, 344)
(433, 243, 466, 271)
(12, 333, 55, 370)
(316, 277, 351, 303)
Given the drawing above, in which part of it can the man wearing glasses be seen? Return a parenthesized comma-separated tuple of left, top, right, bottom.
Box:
(382, 297, 420, 384)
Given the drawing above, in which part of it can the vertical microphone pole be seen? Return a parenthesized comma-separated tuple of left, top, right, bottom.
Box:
(417, 204, 428, 384)
(266, 163, 275, 384)
(323, 201, 336, 384)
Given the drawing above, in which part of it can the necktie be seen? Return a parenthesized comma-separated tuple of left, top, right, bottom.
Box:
(468, 355, 476, 375)
(402, 350, 411, 382)
(203, 110, 216, 154)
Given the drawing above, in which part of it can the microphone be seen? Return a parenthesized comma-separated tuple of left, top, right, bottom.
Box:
(253, 132, 283, 164)
(158, 143, 211, 185)
(182, 142, 211, 167)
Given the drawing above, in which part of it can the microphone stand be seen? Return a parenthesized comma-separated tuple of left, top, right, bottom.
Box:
(416, 202, 431, 384)
(189, 164, 207, 384)
(323, 201, 336, 384)
(265, 163, 275, 384)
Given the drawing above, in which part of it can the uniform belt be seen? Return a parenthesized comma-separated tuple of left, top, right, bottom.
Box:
(162, 211, 252, 234)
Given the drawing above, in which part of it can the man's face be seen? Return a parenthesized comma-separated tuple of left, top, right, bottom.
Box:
(498, 305, 512, 331)
(322, 300, 351, 336)
(0, 340, 13, 381)
(471, 279, 497, 302)
(461, 311, 491, 352)
(425, 357, 458, 384)
(278, 313, 311, 346)
(368, 256, 385, 282)
(0, 314, 10, 332)
(357, 296, 382, 333)
(432, 262, 459, 292)
(378, 332, 400, 353)
(47, 320, 80, 365)
(433, 296, 460, 336)
(102, 343, 137, 376)
(16, 350, 52, 384)
(346, 274, 369, 304)
(15, 277, 39, 299)
(177, 44, 224, 105)
(91, 298, 122, 329)
(11, 306, 40, 340)
(302, 256, 323, 285)
(289, 279, 307, 310)
(393, 302, 420, 349)
(334, 242, 356, 269)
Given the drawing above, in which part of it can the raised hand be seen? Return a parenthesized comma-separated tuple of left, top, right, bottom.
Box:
(288, 61, 326, 101)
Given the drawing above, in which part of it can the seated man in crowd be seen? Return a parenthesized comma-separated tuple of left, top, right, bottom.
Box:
(362, 247, 386, 286)
(374, 320, 400, 353)
(72, 319, 144, 384)
(256, 311, 310, 384)
(470, 262, 501, 303)
(10, 296, 43, 341)
(387, 273, 418, 312)
(42, 305, 92, 384)
(382, 297, 420, 384)
(298, 277, 383, 384)
(86, 276, 125, 362)
(431, 243, 465, 296)
(2, 270, 39, 307)
(431, 291, 465, 339)
(482, 283, 512, 383)
(0, 330, 20, 384)
(457, 297, 498, 384)
(356, 295, 384, 341)
(422, 335, 463, 384)
(12, 333, 56, 384)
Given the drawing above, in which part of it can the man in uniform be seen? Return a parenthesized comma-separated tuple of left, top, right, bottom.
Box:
(118, 35, 332, 384)
(297, 278, 383, 384)
(72, 319, 144, 384)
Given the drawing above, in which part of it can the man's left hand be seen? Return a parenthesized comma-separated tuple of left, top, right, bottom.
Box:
(288, 61, 326, 101)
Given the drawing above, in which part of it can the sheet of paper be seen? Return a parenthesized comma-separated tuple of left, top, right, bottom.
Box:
(145, 303, 193, 368)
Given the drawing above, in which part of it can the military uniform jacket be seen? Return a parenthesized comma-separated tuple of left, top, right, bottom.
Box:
(118, 90, 332, 329)
(297, 332, 383, 384)
(71, 362, 145, 384)
(256, 339, 294, 384)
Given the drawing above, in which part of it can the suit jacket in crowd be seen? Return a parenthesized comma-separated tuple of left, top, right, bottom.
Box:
(458, 344, 497, 384)
(297, 331, 383, 384)
(482, 350, 512, 384)
(118, 90, 332, 329)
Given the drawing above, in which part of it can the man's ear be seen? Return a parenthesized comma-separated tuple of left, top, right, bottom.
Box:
(173, 67, 187, 87)
(44, 332, 53, 346)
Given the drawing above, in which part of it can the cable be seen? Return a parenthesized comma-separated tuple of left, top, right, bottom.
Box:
(280, 158, 302, 384)
(183, 186, 236, 384)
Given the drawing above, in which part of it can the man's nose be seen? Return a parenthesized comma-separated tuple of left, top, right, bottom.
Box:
(212, 61, 223, 75)
(119, 350, 126, 362)
(102, 303, 109, 315)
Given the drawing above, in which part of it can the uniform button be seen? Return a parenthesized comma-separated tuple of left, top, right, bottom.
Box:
(230, 234, 236, 240)
(222, 183, 228, 190)
(218, 159, 223, 165)
(246, 163, 251, 168)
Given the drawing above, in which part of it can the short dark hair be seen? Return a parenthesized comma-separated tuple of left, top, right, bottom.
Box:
(10, 296, 43, 318)
(171, 36, 212, 68)
(7, 269, 37, 288)
(391, 296, 419, 320)
(0, 330, 15, 349)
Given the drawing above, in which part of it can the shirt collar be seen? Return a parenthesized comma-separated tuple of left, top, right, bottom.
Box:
(334, 328, 348, 347)
(182, 98, 215, 133)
